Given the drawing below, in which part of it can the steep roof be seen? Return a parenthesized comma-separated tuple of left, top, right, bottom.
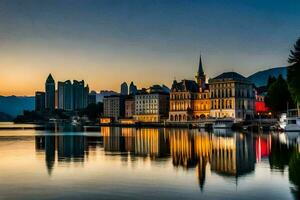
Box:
(46, 73, 54, 83)
(171, 80, 199, 92)
(197, 54, 204, 76)
(210, 72, 250, 83)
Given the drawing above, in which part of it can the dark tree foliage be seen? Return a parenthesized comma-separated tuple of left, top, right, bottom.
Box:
(79, 102, 103, 121)
(289, 150, 300, 200)
(287, 37, 300, 105)
(288, 37, 300, 64)
(267, 75, 277, 89)
(265, 75, 294, 116)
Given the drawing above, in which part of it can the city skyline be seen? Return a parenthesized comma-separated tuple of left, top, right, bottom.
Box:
(1, 0, 300, 96)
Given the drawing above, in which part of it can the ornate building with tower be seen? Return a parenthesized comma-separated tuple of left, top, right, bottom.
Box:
(169, 55, 210, 122)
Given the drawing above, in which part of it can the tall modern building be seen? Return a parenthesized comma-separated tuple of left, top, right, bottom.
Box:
(129, 82, 138, 95)
(84, 85, 89, 108)
(73, 80, 85, 110)
(35, 91, 45, 112)
(45, 74, 55, 111)
(88, 91, 97, 105)
(63, 80, 73, 111)
(57, 81, 64, 110)
(120, 82, 128, 95)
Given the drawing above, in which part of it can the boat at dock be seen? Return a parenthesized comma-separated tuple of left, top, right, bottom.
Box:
(212, 119, 234, 129)
(284, 109, 300, 132)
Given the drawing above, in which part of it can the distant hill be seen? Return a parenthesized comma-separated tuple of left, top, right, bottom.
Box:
(0, 96, 35, 117)
(0, 112, 13, 122)
(96, 90, 119, 102)
(247, 66, 287, 87)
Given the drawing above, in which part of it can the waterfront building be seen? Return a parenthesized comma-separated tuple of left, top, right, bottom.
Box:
(209, 72, 255, 121)
(103, 95, 125, 120)
(88, 91, 97, 105)
(45, 74, 55, 110)
(134, 85, 169, 122)
(255, 91, 270, 115)
(169, 55, 210, 121)
(120, 82, 128, 95)
(125, 96, 135, 118)
(63, 80, 73, 111)
(57, 81, 64, 110)
(35, 91, 45, 112)
(129, 82, 138, 95)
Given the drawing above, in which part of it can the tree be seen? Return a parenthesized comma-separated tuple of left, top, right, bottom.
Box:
(79, 102, 103, 121)
(288, 37, 300, 114)
(267, 75, 277, 89)
(265, 75, 294, 116)
(289, 150, 300, 200)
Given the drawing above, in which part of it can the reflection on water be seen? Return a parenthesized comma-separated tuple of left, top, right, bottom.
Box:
(32, 127, 300, 198)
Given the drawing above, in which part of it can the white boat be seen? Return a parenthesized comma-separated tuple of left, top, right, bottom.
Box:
(278, 113, 287, 129)
(285, 109, 300, 132)
(213, 119, 234, 129)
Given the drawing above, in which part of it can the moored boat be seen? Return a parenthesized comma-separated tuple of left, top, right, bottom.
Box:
(284, 109, 300, 132)
(213, 119, 234, 129)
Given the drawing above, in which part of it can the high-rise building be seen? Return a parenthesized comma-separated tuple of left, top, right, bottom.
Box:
(45, 74, 55, 110)
(88, 91, 97, 105)
(84, 85, 89, 108)
(73, 80, 85, 110)
(209, 72, 255, 120)
(120, 82, 128, 95)
(63, 80, 73, 111)
(35, 91, 45, 112)
(57, 81, 64, 110)
(129, 82, 138, 95)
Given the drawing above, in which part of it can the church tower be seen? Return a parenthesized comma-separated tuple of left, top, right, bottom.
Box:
(195, 54, 206, 89)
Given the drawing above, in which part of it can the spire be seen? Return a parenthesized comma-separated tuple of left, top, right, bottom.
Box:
(46, 73, 54, 83)
(198, 54, 204, 76)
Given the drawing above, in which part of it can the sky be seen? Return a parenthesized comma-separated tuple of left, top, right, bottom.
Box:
(0, 0, 300, 96)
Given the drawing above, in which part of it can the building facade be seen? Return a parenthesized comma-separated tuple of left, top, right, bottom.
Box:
(45, 74, 55, 111)
(73, 80, 85, 110)
(63, 80, 73, 111)
(57, 81, 64, 110)
(35, 91, 45, 112)
(129, 82, 138, 95)
(88, 91, 97, 105)
(103, 95, 125, 120)
(125, 96, 135, 118)
(169, 55, 210, 122)
(134, 86, 169, 122)
(120, 82, 128, 95)
(209, 72, 255, 121)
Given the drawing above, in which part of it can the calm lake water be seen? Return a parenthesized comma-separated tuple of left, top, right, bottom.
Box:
(0, 123, 299, 200)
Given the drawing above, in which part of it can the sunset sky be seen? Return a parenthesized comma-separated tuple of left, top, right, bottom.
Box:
(0, 0, 300, 96)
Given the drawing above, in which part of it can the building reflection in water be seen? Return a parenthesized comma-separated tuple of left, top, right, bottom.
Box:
(102, 127, 256, 190)
(35, 134, 102, 175)
(101, 127, 168, 158)
(165, 129, 256, 190)
(35, 127, 300, 194)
